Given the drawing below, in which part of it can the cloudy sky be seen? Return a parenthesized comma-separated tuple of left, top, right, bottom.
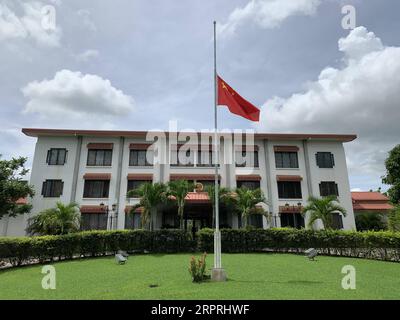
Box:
(1, 0, 399, 191)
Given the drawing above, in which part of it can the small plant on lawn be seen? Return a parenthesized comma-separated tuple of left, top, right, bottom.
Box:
(188, 252, 208, 282)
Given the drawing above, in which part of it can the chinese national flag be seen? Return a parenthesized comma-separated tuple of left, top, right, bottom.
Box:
(217, 75, 260, 122)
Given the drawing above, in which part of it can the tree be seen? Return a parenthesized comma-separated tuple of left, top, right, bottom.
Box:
(302, 195, 347, 230)
(26, 202, 80, 235)
(388, 205, 400, 232)
(0, 156, 35, 219)
(205, 184, 230, 228)
(168, 180, 192, 229)
(382, 144, 400, 204)
(127, 182, 168, 231)
(230, 187, 266, 228)
(355, 212, 387, 231)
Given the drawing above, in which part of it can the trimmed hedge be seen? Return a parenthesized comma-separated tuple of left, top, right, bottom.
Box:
(2, 228, 400, 267)
(198, 228, 400, 261)
(0, 229, 195, 266)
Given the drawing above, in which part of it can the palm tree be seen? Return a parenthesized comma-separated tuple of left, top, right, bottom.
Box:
(127, 182, 168, 230)
(205, 184, 230, 228)
(168, 180, 192, 229)
(302, 195, 347, 230)
(230, 187, 266, 228)
(26, 202, 80, 235)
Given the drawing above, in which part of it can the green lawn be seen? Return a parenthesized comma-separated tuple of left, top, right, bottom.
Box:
(1, 253, 400, 299)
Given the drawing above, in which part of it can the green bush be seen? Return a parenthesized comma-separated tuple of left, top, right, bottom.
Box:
(0, 229, 195, 266)
(197, 228, 400, 260)
(1, 228, 400, 267)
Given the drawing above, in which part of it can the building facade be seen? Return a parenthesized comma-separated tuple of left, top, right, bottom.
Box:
(0, 128, 357, 236)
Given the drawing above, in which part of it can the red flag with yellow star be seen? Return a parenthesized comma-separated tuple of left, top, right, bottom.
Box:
(217, 75, 260, 122)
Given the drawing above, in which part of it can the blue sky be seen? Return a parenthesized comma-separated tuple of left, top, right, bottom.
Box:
(1, 0, 400, 191)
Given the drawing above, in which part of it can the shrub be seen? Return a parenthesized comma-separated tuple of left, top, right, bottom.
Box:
(0, 229, 195, 266)
(197, 228, 400, 260)
(1, 228, 400, 267)
(355, 212, 387, 231)
(188, 252, 208, 282)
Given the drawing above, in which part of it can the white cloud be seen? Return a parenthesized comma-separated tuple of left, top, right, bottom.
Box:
(256, 26, 400, 181)
(77, 9, 96, 32)
(0, 1, 61, 47)
(75, 49, 99, 62)
(21, 69, 134, 119)
(218, 0, 320, 37)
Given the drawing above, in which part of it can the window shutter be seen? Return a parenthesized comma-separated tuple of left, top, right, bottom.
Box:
(331, 153, 335, 167)
(41, 181, 46, 196)
(61, 181, 64, 195)
(319, 183, 323, 196)
(46, 150, 50, 164)
(335, 183, 339, 196)
(316, 153, 320, 167)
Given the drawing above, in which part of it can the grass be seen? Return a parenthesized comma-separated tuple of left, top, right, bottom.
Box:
(1, 253, 400, 299)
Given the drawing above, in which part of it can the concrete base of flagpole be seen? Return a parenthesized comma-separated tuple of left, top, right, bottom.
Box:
(211, 268, 227, 282)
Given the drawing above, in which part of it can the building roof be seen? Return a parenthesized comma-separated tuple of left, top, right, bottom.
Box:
(16, 198, 27, 205)
(169, 192, 211, 204)
(351, 191, 389, 201)
(22, 128, 357, 142)
(351, 192, 394, 212)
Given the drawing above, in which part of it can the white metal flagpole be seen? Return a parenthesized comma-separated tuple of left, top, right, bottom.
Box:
(211, 20, 226, 281)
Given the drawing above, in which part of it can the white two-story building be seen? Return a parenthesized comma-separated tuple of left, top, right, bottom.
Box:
(0, 128, 357, 236)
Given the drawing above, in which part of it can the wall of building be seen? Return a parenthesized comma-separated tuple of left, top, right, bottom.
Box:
(0, 133, 356, 236)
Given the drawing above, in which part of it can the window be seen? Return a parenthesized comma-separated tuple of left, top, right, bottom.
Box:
(319, 181, 339, 197)
(249, 214, 263, 228)
(171, 148, 194, 167)
(316, 152, 335, 168)
(197, 150, 214, 167)
(331, 213, 344, 230)
(162, 212, 179, 229)
(81, 213, 108, 230)
(129, 150, 153, 166)
(235, 151, 259, 167)
(275, 152, 298, 168)
(278, 181, 302, 199)
(46, 148, 67, 165)
(83, 180, 110, 198)
(280, 213, 304, 229)
(237, 180, 260, 190)
(41, 180, 63, 197)
(125, 212, 142, 229)
(87, 149, 112, 166)
(127, 180, 150, 193)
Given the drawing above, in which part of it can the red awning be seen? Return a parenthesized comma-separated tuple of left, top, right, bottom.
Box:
(274, 145, 299, 152)
(279, 205, 303, 214)
(83, 173, 111, 180)
(80, 205, 104, 213)
(169, 174, 220, 181)
(276, 175, 302, 182)
(236, 175, 261, 181)
(125, 206, 143, 214)
(87, 143, 113, 149)
(129, 143, 153, 150)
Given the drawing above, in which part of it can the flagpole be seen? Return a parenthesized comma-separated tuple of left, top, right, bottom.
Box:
(212, 20, 226, 282)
